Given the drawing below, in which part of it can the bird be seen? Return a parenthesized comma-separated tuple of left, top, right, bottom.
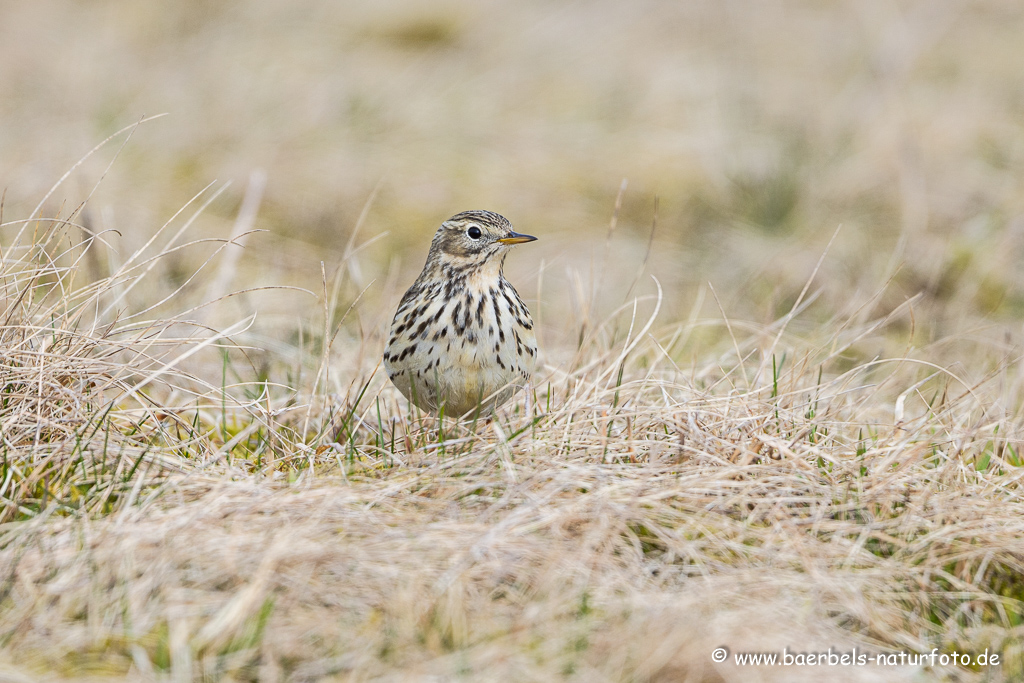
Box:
(384, 210, 538, 418)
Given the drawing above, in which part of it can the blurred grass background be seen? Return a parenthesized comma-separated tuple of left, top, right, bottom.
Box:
(5, 0, 1024, 353)
(5, 1, 1024, 680)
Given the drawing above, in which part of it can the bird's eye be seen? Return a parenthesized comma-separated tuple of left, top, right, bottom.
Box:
(467, 226, 482, 239)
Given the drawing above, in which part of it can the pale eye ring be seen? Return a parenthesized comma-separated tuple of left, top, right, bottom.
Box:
(467, 226, 482, 239)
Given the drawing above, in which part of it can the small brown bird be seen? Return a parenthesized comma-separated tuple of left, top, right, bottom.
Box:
(384, 210, 538, 417)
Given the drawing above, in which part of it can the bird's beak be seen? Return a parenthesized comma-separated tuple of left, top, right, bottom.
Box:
(497, 232, 538, 245)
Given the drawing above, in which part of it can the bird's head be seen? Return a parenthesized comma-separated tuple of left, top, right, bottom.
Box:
(426, 210, 537, 272)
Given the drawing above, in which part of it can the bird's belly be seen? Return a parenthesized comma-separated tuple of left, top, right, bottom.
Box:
(386, 338, 528, 416)
(437, 345, 524, 416)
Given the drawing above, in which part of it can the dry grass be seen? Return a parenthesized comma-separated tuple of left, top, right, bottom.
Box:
(3, 157, 1024, 681)
(4, 1, 1024, 681)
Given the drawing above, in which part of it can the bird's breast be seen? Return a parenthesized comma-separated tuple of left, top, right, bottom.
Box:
(385, 271, 536, 415)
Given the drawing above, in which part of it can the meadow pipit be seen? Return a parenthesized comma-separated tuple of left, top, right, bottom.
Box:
(384, 210, 538, 417)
